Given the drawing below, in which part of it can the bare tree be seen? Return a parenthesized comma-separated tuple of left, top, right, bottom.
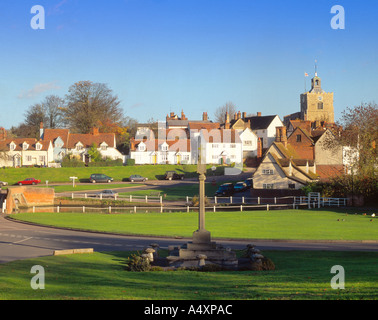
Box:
(42, 95, 65, 129)
(61, 81, 124, 134)
(214, 101, 236, 123)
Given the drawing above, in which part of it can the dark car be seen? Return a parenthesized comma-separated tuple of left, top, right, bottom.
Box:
(164, 171, 184, 181)
(95, 190, 118, 198)
(129, 175, 148, 182)
(89, 174, 113, 183)
(214, 183, 235, 196)
(244, 178, 253, 189)
(17, 178, 41, 186)
(234, 182, 248, 192)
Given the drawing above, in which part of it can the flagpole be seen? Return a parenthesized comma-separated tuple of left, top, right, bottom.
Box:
(304, 72, 309, 93)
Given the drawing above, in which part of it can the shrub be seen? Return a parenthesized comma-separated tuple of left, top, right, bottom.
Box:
(126, 158, 135, 166)
(125, 253, 150, 272)
(261, 257, 275, 271)
(191, 195, 210, 207)
(88, 159, 123, 167)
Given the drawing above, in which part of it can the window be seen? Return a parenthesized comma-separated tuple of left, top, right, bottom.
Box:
(212, 144, 219, 148)
(76, 144, 83, 151)
(230, 144, 236, 148)
(26, 156, 32, 162)
(288, 183, 295, 189)
(317, 102, 323, 110)
(182, 154, 190, 161)
(39, 156, 45, 162)
(161, 154, 168, 161)
(23, 143, 28, 151)
(262, 169, 274, 175)
(243, 140, 252, 146)
(10, 143, 15, 151)
(263, 184, 274, 189)
(138, 145, 145, 152)
(36, 143, 42, 151)
(161, 144, 168, 151)
(101, 145, 107, 151)
(296, 134, 302, 142)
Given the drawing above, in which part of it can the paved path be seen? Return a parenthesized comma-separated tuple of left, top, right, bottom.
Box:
(1, 216, 377, 264)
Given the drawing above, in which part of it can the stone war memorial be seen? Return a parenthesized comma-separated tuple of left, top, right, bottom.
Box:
(127, 137, 275, 272)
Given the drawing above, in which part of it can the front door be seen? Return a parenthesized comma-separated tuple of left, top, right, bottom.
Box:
(14, 155, 21, 167)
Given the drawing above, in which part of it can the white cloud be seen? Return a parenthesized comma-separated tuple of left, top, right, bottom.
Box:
(18, 82, 61, 99)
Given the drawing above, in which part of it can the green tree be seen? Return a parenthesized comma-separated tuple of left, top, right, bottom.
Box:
(87, 143, 102, 162)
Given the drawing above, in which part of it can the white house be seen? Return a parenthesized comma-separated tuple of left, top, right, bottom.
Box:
(41, 126, 124, 163)
(246, 114, 284, 150)
(198, 129, 243, 165)
(238, 127, 259, 159)
(0, 137, 53, 167)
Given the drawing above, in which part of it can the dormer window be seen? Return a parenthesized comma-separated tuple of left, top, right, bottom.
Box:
(76, 142, 83, 151)
(10, 142, 16, 151)
(161, 143, 168, 152)
(138, 144, 146, 152)
(100, 142, 108, 151)
(23, 142, 29, 151)
(36, 143, 42, 151)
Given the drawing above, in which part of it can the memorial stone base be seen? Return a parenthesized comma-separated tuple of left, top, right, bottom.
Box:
(166, 230, 238, 269)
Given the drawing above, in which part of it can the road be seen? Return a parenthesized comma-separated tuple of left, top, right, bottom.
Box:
(1, 215, 377, 264)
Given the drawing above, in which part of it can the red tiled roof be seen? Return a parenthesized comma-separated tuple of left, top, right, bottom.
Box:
(316, 165, 344, 181)
(67, 133, 116, 149)
(0, 138, 51, 151)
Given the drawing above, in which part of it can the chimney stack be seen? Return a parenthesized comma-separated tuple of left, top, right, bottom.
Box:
(257, 112, 262, 117)
(225, 112, 230, 129)
(237, 111, 241, 119)
(0, 127, 6, 141)
(203, 112, 208, 121)
(257, 138, 262, 159)
(242, 112, 246, 119)
(91, 127, 99, 136)
(39, 122, 44, 140)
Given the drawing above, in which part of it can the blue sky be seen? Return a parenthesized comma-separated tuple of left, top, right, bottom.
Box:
(0, 0, 377, 128)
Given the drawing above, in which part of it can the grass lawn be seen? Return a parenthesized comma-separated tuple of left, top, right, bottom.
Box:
(40, 183, 142, 193)
(11, 208, 378, 240)
(0, 250, 377, 300)
(0, 165, 225, 185)
(119, 183, 220, 200)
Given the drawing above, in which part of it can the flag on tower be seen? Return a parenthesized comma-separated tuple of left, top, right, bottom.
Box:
(305, 72, 309, 77)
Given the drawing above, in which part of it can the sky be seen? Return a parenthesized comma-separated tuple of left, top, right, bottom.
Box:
(0, 0, 378, 128)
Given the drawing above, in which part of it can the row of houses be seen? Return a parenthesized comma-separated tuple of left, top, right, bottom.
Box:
(129, 110, 281, 165)
(0, 125, 123, 167)
(0, 110, 348, 190)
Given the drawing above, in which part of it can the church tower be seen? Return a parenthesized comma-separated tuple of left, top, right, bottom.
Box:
(300, 70, 334, 123)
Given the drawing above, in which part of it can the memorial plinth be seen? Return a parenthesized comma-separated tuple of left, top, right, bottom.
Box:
(166, 159, 238, 269)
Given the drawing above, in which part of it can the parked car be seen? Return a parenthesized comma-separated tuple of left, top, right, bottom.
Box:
(244, 178, 253, 189)
(129, 175, 148, 182)
(17, 178, 41, 186)
(95, 190, 118, 198)
(0, 181, 8, 186)
(164, 171, 184, 180)
(89, 174, 113, 183)
(214, 183, 235, 196)
(234, 182, 248, 192)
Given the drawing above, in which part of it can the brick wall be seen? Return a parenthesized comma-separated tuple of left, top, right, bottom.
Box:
(6, 187, 55, 214)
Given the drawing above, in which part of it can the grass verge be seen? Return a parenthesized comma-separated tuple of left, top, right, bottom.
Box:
(0, 250, 376, 300)
(10, 208, 378, 241)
